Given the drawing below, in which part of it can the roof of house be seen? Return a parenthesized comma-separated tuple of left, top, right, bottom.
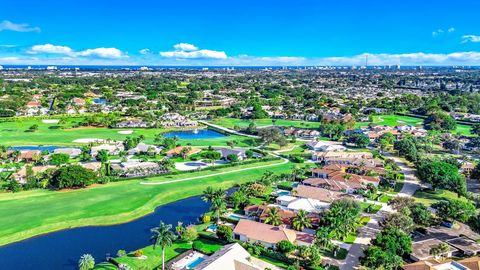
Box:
(166, 146, 201, 156)
(458, 256, 480, 270)
(294, 185, 350, 203)
(446, 237, 480, 255)
(286, 198, 330, 213)
(216, 148, 246, 158)
(411, 238, 458, 261)
(194, 243, 261, 270)
(233, 219, 297, 245)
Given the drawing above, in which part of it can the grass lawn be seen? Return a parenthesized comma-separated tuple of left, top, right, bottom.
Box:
(209, 118, 322, 129)
(413, 189, 468, 206)
(0, 117, 257, 147)
(0, 159, 294, 246)
(112, 241, 192, 269)
(355, 114, 472, 136)
(344, 233, 357, 244)
(378, 193, 393, 203)
(253, 254, 290, 269)
(355, 115, 423, 128)
(320, 247, 349, 260)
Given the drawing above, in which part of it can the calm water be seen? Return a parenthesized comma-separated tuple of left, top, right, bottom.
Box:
(0, 196, 209, 270)
(163, 129, 226, 139)
(9, 145, 79, 152)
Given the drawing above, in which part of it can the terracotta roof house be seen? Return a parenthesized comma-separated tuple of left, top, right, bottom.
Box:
(403, 257, 480, 270)
(13, 165, 56, 184)
(166, 146, 201, 158)
(9, 150, 42, 162)
(244, 205, 295, 225)
(293, 185, 351, 203)
(233, 219, 314, 248)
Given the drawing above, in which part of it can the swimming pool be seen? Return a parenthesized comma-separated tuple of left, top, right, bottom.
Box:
(276, 190, 290, 196)
(207, 224, 218, 231)
(186, 257, 205, 269)
(228, 214, 243, 221)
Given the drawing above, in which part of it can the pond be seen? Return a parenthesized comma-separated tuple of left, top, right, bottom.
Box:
(0, 196, 209, 270)
(163, 129, 226, 140)
(8, 146, 79, 153)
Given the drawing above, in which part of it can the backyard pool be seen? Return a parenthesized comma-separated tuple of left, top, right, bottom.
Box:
(187, 257, 206, 268)
(276, 190, 290, 196)
(163, 129, 226, 139)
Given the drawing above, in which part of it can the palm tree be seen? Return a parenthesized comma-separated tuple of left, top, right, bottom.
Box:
(150, 221, 177, 270)
(315, 227, 333, 250)
(78, 254, 95, 270)
(292, 210, 312, 231)
(264, 207, 282, 226)
(210, 197, 227, 222)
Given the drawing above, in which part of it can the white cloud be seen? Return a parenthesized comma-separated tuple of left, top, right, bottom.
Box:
(28, 44, 74, 55)
(432, 27, 455, 37)
(461, 35, 480, 43)
(0, 20, 40, 32)
(139, 48, 151, 55)
(173, 43, 198, 52)
(76, 47, 125, 58)
(26, 44, 126, 59)
(160, 43, 227, 59)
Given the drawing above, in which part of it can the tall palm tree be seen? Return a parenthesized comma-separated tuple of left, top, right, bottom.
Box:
(210, 197, 227, 222)
(264, 207, 282, 226)
(292, 210, 312, 231)
(78, 254, 95, 270)
(315, 227, 333, 250)
(150, 221, 177, 270)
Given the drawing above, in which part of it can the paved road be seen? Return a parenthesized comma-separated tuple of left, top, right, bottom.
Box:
(340, 153, 422, 270)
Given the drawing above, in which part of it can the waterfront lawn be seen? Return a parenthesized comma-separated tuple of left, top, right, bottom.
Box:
(0, 159, 294, 246)
(209, 118, 322, 129)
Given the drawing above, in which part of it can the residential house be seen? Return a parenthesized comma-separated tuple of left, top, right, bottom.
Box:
(12, 165, 56, 184)
(233, 219, 313, 248)
(111, 161, 166, 177)
(402, 257, 480, 270)
(307, 140, 346, 152)
(53, 148, 81, 158)
(216, 148, 246, 161)
(91, 143, 124, 157)
(411, 238, 459, 262)
(127, 143, 163, 155)
(8, 150, 41, 163)
(166, 146, 201, 158)
(293, 185, 352, 204)
(311, 151, 373, 162)
(192, 243, 263, 270)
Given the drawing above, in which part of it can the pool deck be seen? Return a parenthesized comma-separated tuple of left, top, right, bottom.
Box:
(170, 250, 207, 270)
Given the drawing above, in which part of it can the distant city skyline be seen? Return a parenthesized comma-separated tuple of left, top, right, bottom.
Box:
(1, 0, 480, 66)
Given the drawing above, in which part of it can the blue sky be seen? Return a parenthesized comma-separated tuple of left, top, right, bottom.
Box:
(1, 0, 480, 66)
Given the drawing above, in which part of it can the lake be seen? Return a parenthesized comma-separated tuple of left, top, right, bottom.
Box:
(163, 129, 226, 139)
(0, 196, 209, 270)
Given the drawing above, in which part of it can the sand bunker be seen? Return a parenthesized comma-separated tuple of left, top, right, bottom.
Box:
(118, 130, 134, 135)
(72, 138, 106, 143)
(42, 119, 60, 124)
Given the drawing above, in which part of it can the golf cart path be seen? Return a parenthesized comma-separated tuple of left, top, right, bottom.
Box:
(140, 155, 289, 185)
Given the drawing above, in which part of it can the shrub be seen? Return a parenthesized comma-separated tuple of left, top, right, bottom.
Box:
(276, 240, 296, 254)
(202, 214, 211, 224)
(182, 226, 199, 242)
(116, 250, 127, 257)
(134, 249, 143, 257)
(216, 225, 233, 241)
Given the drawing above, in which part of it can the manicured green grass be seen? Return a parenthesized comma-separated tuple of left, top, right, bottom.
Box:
(209, 118, 322, 129)
(413, 189, 469, 206)
(113, 241, 192, 269)
(355, 115, 423, 128)
(355, 114, 472, 136)
(0, 159, 294, 246)
(253, 254, 290, 269)
(378, 193, 393, 203)
(344, 233, 357, 244)
(320, 247, 348, 260)
(0, 117, 256, 147)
